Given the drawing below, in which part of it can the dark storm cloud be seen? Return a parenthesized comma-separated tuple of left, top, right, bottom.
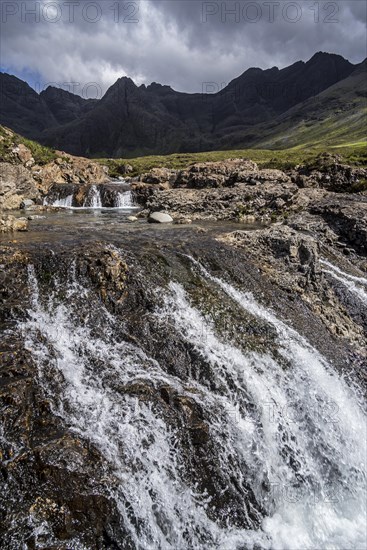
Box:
(1, 0, 366, 96)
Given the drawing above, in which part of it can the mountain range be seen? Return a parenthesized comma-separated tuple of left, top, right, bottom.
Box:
(0, 52, 366, 158)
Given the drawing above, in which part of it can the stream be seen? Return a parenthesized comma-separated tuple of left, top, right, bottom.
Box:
(0, 204, 366, 550)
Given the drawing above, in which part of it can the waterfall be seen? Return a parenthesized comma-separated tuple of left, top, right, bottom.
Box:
(320, 259, 367, 305)
(177, 256, 366, 549)
(43, 184, 138, 209)
(44, 194, 73, 207)
(116, 190, 134, 208)
(20, 261, 366, 550)
(84, 185, 102, 208)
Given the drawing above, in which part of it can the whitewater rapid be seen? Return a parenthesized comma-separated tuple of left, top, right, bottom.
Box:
(20, 256, 366, 550)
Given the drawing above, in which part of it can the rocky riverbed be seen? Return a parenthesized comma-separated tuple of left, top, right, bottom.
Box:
(0, 152, 366, 549)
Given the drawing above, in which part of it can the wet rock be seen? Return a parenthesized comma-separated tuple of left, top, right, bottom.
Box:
(219, 217, 367, 356)
(148, 211, 173, 223)
(86, 247, 129, 304)
(27, 215, 45, 220)
(0, 127, 110, 207)
(20, 199, 35, 209)
(44, 182, 132, 208)
(0, 226, 366, 548)
(127, 215, 138, 222)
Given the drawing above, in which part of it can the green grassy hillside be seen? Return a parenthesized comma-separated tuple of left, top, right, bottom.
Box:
(102, 141, 367, 178)
(254, 62, 366, 149)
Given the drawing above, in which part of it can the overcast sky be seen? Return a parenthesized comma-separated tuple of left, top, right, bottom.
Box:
(1, 0, 366, 97)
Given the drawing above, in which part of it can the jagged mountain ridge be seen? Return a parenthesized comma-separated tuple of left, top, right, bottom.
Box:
(0, 52, 365, 157)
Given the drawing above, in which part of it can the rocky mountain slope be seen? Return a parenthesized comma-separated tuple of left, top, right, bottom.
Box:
(1, 52, 365, 157)
(255, 59, 367, 149)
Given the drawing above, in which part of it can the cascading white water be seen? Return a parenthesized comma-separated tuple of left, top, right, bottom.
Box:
(320, 259, 367, 305)
(23, 266, 271, 550)
(44, 194, 73, 207)
(177, 256, 366, 550)
(84, 185, 102, 208)
(21, 261, 366, 550)
(116, 190, 135, 208)
(43, 184, 138, 209)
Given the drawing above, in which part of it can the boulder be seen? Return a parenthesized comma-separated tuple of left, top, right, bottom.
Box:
(116, 163, 133, 175)
(11, 143, 35, 167)
(0, 163, 40, 210)
(0, 215, 29, 232)
(148, 212, 173, 224)
(139, 168, 177, 186)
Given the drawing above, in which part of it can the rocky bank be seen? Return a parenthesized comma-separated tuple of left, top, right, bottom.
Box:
(130, 153, 367, 358)
(0, 126, 109, 211)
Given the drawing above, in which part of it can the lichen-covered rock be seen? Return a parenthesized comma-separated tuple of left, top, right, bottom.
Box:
(11, 143, 35, 167)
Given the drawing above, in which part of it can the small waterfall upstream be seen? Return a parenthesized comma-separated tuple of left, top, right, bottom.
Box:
(44, 193, 74, 207)
(83, 184, 102, 208)
(18, 255, 366, 550)
(43, 183, 137, 209)
(320, 259, 367, 305)
(116, 190, 134, 208)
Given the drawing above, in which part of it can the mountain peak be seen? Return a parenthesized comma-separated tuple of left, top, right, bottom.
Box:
(146, 82, 173, 92)
(0, 52, 362, 157)
(307, 51, 351, 65)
